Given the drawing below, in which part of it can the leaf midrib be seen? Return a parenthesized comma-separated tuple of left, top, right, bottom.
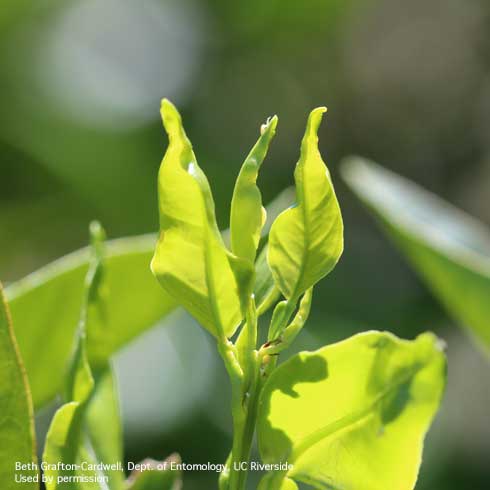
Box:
(290, 157, 311, 302)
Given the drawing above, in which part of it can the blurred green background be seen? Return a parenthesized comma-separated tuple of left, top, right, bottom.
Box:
(1, 0, 489, 489)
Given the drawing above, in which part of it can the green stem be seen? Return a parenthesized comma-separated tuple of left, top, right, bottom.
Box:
(227, 354, 260, 490)
(226, 296, 261, 490)
(222, 295, 301, 490)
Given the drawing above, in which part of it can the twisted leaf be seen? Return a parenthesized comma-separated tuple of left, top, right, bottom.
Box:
(151, 99, 242, 338)
(268, 108, 343, 301)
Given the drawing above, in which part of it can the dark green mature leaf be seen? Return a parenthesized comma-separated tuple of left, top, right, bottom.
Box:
(342, 157, 490, 353)
(0, 283, 37, 490)
(257, 331, 446, 490)
(230, 115, 277, 265)
(152, 99, 242, 338)
(6, 234, 176, 409)
(126, 455, 182, 490)
(43, 223, 124, 490)
(268, 108, 343, 301)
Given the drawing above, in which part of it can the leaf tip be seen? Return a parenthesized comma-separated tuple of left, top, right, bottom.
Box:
(308, 105, 327, 128)
(302, 106, 327, 147)
(261, 114, 278, 133)
(160, 97, 176, 112)
(88, 220, 106, 263)
(89, 220, 105, 244)
(160, 98, 182, 136)
(313, 105, 328, 114)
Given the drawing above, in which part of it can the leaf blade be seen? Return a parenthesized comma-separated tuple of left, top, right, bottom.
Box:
(6, 190, 292, 410)
(6, 234, 175, 409)
(0, 283, 37, 490)
(257, 331, 446, 490)
(230, 115, 278, 264)
(151, 99, 242, 338)
(268, 107, 343, 301)
(254, 245, 280, 315)
(43, 224, 124, 490)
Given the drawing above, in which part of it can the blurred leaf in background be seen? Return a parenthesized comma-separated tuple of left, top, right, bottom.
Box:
(342, 157, 490, 354)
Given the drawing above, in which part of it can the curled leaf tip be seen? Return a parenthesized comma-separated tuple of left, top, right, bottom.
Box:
(309, 106, 327, 125)
(303, 106, 327, 146)
(261, 114, 278, 136)
(160, 98, 183, 137)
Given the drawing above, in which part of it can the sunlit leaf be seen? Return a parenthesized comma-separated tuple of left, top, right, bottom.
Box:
(6, 188, 290, 411)
(151, 99, 242, 338)
(85, 366, 123, 485)
(43, 223, 124, 490)
(254, 245, 280, 315)
(268, 107, 343, 301)
(257, 331, 446, 490)
(342, 157, 490, 353)
(254, 188, 295, 316)
(43, 363, 124, 490)
(0, 283, 37, 490)
(230, 115, 277, 265)
(126, 455, 182, 490)
(6, 234, 175, 409)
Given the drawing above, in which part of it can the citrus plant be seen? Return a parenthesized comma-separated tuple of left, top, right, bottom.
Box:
(150, 101, 447, 490)
(0, 102, 447, 490)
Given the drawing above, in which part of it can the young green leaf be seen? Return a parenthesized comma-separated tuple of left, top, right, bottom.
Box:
(6, 189, 292, 411)
(85, 366, 124, 487)
(254, 188, 295, 316)
(6, 234, 176, 409)
(0, 283, 37, 490)
(254, 245, 281, 315)
(264, 288, 313, 351)
(43, 365, 124, 490)
(151, 99, 242, 338)
(43, 223, 124, 490)
(126, 455, 182, 490)
(268, 107, 343, 301)
(257, 331, 446, 490)
(230, 115, 278, 265)
(342, 157, 490, 354)
(42, 318, 103, 489)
